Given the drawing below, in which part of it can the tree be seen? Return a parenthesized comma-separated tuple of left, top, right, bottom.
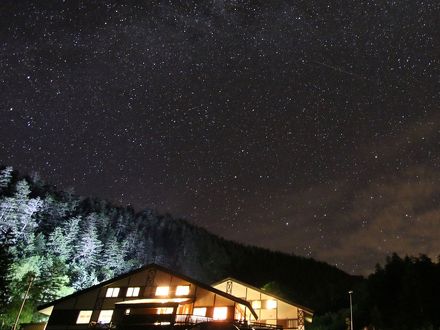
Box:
(46, 216, 81, 262)
(0, 166, 13, 193)
(0, 228, 14, 318)
(0, 180, 42, 244)
(99, 233, 127, 281)
(71, 214, 102, 289)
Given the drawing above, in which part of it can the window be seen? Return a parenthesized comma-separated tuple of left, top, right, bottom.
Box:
(213, 307, 228, 320)
(76, 310, 92, 324)
(155, 286, 169, 296)
(176, 285, 190, 296)
(266, 300, 277, 309)
(126, 287, 140, 297)
(157, 307, 174, 314)
(287, 319, 298, 328)
(251, 300, 261, 309)
(154, 322, 171, 326)
(98, 310, 113, 324)
(193, 307, 207, 317)
(125, 309, 131, 315)
(105, 287, 120, 298)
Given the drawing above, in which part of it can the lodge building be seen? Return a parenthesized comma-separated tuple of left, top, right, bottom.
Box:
(213, 278, 313, 330)
(38, 264, 312, 330)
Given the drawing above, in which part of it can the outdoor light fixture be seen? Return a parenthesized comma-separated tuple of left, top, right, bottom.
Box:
(266, 300, 277, 309)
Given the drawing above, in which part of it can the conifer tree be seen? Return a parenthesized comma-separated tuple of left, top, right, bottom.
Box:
(0, 228, 14, 318)
(0, 166, 13, 193)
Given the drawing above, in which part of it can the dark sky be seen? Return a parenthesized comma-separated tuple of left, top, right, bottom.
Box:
(1, 1, 439, 275)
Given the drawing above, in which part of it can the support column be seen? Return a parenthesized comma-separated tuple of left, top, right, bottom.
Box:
(298, 309, 304, 330)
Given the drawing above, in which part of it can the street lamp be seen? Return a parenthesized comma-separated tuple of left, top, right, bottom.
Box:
(348, 290, 354, 330)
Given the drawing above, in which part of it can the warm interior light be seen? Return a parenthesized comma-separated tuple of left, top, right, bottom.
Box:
(157, 307, 174, 314)
(126, 287, 140, 297)
(98, 310, 114, 323)
(76, 311, 92, 324)
(116, 298, 189, 304)
(266, 300, 277, 309)
(176, 285, 190, 296)
(106, 287, 120, 298)
(252, 300, 261, 309)
(155, 286, 170, 296)
(154, 322, 171, 326)
(213, 307, 228, 320)
(193, 307, 207, 317)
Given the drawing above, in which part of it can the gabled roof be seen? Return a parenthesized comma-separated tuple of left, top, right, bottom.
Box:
(38, 263, 258, 319)
(212, 277, 314, 315)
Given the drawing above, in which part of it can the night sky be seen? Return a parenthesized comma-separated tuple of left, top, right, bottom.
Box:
(1, 1, 439, 275)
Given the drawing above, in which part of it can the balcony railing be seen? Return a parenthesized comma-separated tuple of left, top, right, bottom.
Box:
(105, 314, 285, 330)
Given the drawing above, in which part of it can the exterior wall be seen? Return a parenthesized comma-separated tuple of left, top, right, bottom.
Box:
(213, 280, 304, 330)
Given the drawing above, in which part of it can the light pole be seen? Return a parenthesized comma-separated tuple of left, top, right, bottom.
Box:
(13, 276, 34, 330)
(348, 290, 354, 330)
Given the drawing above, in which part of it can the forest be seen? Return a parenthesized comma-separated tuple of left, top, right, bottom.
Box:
(0, 165, 439, 330)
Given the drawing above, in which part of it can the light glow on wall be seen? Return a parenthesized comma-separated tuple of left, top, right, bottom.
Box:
(176, 285, 190, 296)
(252, 300, 261, 309)
(155, 286, 170, 296)
(266, 300, 277, 309)
(213, 307, 228, 320)
(76, 310, 92, 324)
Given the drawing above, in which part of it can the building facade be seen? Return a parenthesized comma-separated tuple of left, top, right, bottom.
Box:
(38, 264, 256, 330)
(212, 278, 313, 330)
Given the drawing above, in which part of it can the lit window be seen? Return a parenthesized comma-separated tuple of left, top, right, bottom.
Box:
(193, 307, 207, 317)
(266, 300, 277, 309)
(176, 285, 190, 296)
(157, 307, 174, 314)
(126, 287, 140, 297)
(251, 300, 261, 309)
(76, 310, 92, 324)
(98, 310, 113, 323)
(155, 286, 169, 296)
(125, 309, 131, 315)
(105, 287, 120, 298)
(213, 307, 228, 320)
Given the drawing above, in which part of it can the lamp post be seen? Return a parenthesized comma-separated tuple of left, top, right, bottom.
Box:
(348, 290, 354, 330)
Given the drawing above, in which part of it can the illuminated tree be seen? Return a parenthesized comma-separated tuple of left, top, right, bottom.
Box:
(0, 166, 13, 193)
(0, 180, 42, 243)
(100, 233, 128, 280)
(0, 228, 14, 318)
(71, 214, 102, 289)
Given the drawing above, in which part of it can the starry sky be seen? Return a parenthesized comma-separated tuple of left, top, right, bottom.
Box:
(1, 1, 439, 275)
